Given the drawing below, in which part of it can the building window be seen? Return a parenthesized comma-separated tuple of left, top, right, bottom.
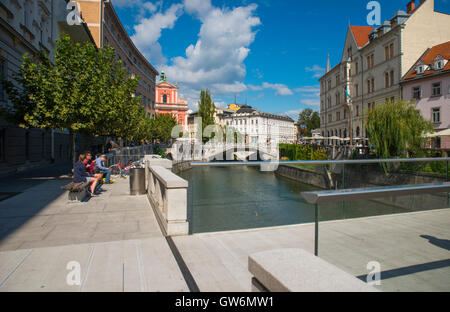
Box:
(356, 105, 359, 117)
(367, 53, 374, 69)
(416, 65, 425, 74)
(24, 1, 32, 29)
(432, 108, 440, 123)
(385, 72, 389, 88)
(163, 94, 167, 103)
(355, 62, 359, 75)
(0, 58, 5, 102)
(336, 74, 340, 86)
(385, 43, 394, 61)
(389, 70, 394, 87)
(435, 60, 444, 70)
(432, 82, 441, 96)
(367, 78, 375, 93)
(355, 84, 359, 97)
(0, 128, 4, 162)
(336, 111, 340, 121)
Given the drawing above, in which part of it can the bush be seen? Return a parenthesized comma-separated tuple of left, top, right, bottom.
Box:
(154, 145, 166, 158)
(279, 144, 327, 161)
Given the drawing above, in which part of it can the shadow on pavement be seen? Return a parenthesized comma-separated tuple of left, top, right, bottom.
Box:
(420, 235, 450, 251)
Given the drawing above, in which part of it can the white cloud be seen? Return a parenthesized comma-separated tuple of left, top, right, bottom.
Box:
(183, 0, 213, 17)
(283, 109, 303, 119)
(164, 0, 261, 105)
(111, 0, 161, 17)
(248, 82, 293, 96)
(305, 65, 325, 78)
(131, 3, 184, 66)
(294, 86, 320, 93)
(300, 99, 320, 107)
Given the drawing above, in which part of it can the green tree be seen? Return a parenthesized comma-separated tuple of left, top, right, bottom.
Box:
(198, 89, 216, 142)
(1, 34, 144, 167)
(149, 114, 177, 143)
(298, 108, 320, 137)
(366, 101, 433, 161)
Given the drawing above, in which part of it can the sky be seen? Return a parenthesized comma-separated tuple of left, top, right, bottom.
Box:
(111, 0, 450, 119)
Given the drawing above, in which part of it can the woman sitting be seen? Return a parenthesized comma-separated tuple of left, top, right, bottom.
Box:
(74, 153, 99, 197)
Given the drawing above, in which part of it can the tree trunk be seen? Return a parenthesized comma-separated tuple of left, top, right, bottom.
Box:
(70, 129, 76, 171)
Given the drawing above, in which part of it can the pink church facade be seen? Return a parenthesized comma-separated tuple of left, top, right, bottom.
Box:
(155, 71, 189, 132)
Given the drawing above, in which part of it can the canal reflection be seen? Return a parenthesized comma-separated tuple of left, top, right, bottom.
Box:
(179, 166, 411, 234)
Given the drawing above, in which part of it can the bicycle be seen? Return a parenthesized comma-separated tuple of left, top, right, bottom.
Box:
(110, 160, 138, 177)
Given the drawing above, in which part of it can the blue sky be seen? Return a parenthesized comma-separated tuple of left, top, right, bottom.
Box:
(112, 0, 450, 119)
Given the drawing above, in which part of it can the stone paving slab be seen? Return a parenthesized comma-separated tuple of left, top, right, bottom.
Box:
(0, 237, 188, 292)
(0, 176, 188, 292)
(173, 209, 450, 292)
(0, 178, 160, 251)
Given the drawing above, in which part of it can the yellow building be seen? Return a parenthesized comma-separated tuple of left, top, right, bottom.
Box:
(228, 104, 241, 111)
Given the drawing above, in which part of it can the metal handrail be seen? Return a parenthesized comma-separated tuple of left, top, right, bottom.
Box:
(302, 183, 450, 204)
(190, 157, 450, 166)
(301, 183, 450, 256)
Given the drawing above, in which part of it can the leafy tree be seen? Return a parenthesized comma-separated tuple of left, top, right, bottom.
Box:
(298, 108, 320, 137)
(198, 89, 216, 142)
(366, 101, 433, 161)
(149, 114, 177, 143)
(1, 34, 144, 167)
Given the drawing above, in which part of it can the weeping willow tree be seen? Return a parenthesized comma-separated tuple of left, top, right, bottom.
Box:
(366, 101, 433, 162)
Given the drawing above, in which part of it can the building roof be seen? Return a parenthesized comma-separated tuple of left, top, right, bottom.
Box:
(236, 105, 256, 114)
(349, 26, 374, 48)
(403, 41, 450, 81)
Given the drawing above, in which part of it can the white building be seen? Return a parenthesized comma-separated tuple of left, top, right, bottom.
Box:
(223, 105, 296, 144)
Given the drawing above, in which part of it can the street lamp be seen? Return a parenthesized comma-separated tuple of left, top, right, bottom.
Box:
(344, 88, 354, 148)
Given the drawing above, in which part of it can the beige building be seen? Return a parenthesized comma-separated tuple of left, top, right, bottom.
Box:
(319, 0, 450, 144)
(74, 0, 158, 116)
(0, 0, 96, 173)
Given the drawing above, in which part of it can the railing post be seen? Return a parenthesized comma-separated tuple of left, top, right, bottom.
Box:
(342, 163, 346, 219)
(314, 203, 319, 256)
(447, 161, 449, 207)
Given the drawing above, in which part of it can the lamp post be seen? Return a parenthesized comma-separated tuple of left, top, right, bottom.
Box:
(344, 88, 354, 148)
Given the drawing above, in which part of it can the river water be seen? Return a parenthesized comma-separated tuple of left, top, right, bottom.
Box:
(179, 166, 408, 234)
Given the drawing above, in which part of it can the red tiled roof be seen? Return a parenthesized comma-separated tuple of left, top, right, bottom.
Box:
(404, 41, 450, 80)
(349, 26, 374, 48)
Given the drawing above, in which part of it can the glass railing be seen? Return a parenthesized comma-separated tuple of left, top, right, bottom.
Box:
(181, 158, 449, 234)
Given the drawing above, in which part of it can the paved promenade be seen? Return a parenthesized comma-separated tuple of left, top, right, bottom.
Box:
(0, 175, 448, 291)
(0, 178, 188, 291)
(173, 209, 450, 292)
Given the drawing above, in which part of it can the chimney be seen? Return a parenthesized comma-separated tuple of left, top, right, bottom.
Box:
(407, 1, 416, 14)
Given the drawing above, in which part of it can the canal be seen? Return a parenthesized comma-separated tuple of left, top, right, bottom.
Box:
(179, 166, 406, 234)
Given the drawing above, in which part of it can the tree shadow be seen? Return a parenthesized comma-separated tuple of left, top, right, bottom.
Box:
(420, 235, 450, 251)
